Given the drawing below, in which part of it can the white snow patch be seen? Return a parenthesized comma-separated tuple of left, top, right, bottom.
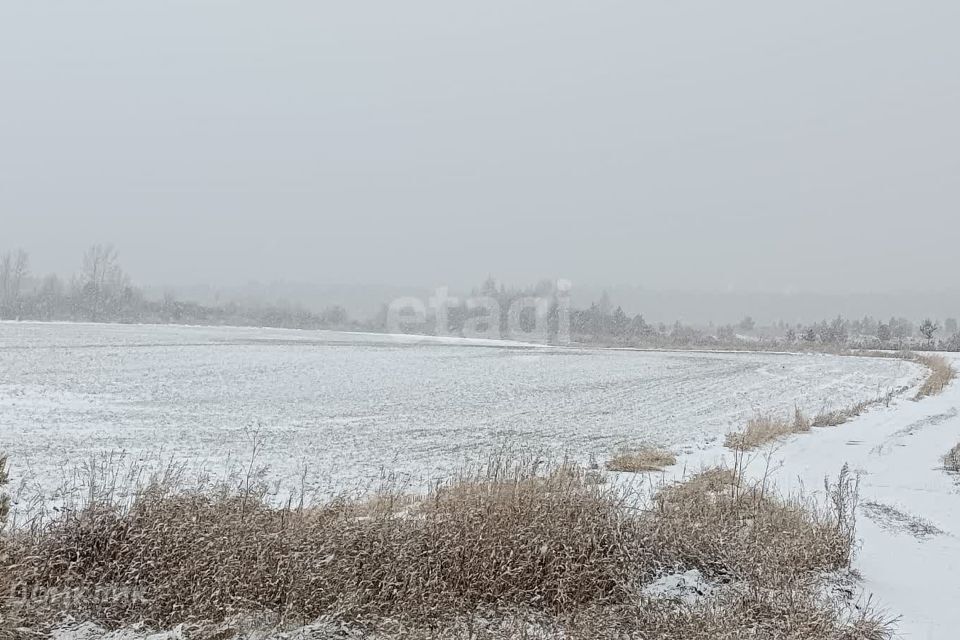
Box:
(642, 569, 716, 604)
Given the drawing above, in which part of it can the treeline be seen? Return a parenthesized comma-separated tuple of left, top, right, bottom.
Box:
(5, 254, 959, 352)
(365, 278, 707, 344)
(366, 277, 570, 341)
(566, 296, 960, 351)
(363, 276, 960, 350)
(0, 245, 354, 330)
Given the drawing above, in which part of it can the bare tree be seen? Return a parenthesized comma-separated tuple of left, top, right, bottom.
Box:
(889, 317, 913, 347)
(0, 249, 29, 319)
(829, 315, 848, 346)
(79, 244, 129, 320)
(36, 274, 64, 320)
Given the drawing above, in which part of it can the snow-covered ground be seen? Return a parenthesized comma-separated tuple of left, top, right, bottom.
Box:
(5, 322, 956, 637)
(0, 322, 921, 524)
(658, 354, 960, 640)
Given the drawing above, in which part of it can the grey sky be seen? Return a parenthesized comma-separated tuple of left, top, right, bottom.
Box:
(2, 1, 958, 293)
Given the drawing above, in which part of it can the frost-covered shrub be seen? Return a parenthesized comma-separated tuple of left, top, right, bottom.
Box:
(945, 443, 960, 474)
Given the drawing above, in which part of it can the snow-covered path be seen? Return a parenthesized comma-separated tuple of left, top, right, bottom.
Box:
(772, 384, 960, 640)
(676, 354, 960, 639)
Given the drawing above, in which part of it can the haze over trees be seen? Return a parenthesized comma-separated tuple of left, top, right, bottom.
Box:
(0, 245, 353, 330)
(4, 246, 960, 352)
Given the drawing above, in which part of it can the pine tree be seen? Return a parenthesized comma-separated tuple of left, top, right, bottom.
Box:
(877, 323, 892, 343)
(920, 318, 939, 342)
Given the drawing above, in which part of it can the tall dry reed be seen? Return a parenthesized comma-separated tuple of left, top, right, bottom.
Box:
(3, 456, 891, 639)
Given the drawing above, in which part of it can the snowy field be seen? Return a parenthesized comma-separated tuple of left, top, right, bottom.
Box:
(0, 322, 922, 520)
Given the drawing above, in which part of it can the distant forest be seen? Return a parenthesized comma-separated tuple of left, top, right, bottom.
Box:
(3, 246, 959, 351)
(367, 276, 960, 351)
(0, 246, 354, 330)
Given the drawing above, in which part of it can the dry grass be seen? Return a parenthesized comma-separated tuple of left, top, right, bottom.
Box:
(8, 459, 649, 629)
(568, 591, 893, 640)
(812, 408, 853, 427)
(605, 448, 676, 473)
(2, 457, 891, 639)
(1, 455, 13, 640)
(0, 456, 8, 528)
(862, 351, 957, 400)
(645, 464, 860, 588)
(724, 409, 810, 451)
(914, 354, 956, 400)
(852, 350, 955, 402)
(725, 377, 916, 452)
(945, 443, 960, 474)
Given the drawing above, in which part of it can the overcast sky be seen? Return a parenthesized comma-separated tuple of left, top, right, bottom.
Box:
(2, 1, 958, 293)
